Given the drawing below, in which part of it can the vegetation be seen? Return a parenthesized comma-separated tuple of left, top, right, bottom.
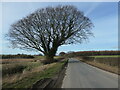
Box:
(69, 50, 120, 74)
(77, 56, 119, 74)
(93, 57, 118, 67)
(2, 54, 66, 89)
(2, 60, 67, 88)
(1, 59, 35, 64)
(90, 55, 120, 57)
(76, 54, 119, 74)
(2, 50, 119, 88)
(80, 56, 119, 67)
(7, 5, 93, 63)
(2, 62, 42, 77)
(1, 54, 34, 59)
(65, 50, 120, 57)
(59, 52, 66, 56)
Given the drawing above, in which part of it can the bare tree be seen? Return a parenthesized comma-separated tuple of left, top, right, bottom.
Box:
(7, 5, 94, 63)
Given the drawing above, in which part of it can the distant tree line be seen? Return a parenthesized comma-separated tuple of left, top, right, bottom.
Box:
(1, 54, 34, 59)
(63, 50, 120, 57)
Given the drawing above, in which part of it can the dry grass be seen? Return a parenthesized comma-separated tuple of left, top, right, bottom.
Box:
(1, 59, 35, 64)
(0, 64, 2, 69)
(1, 56, 63, 64)
(2, 56, 65, 88)
(76, 57, 119, 75)
(2, 61, 43, 76)
(2, 63, 56, 84)
(85, 61, 118, 74)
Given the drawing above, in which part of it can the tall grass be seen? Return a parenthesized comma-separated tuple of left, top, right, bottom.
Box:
(2, 61, 66, 88)
(2, 62, 42, 77)
(2, 54, 66, 88)
(1, 59, 35, 64)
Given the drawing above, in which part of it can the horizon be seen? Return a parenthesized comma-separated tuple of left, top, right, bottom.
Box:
(1, 50, 119, 55)
(1, 2, 118, 55)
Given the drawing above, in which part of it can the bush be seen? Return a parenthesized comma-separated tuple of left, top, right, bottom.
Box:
(81, 56, 95, 61)
(2, 62, 42, 76)
(2, 64, 27, 76)
(59, 52, 66, 56)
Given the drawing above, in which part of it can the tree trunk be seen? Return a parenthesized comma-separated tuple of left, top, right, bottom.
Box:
(45, 55, 54, 62)
(41, 55, 54, 64)
(43, 46, 58, 64)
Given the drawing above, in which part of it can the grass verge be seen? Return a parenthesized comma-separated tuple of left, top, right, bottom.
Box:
(2, 60, 67, 88)
(76, 57, 119, 75)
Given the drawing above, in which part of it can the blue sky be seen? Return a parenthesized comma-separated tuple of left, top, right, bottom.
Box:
(1, 2, 118, 55)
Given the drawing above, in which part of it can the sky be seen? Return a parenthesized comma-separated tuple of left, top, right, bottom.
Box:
(0, 2, 118, 55)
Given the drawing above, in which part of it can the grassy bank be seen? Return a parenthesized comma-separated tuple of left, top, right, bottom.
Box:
(2, 60, 67, 88)
(3, 62, 42, 76)
(76, 56, 119, 75)
(82, 60, 118, 74)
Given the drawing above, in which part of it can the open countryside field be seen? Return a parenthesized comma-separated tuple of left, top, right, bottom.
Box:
(90, 55, 120, 58)
(1, 51, 119, 88)
(1, 55, 63, 64)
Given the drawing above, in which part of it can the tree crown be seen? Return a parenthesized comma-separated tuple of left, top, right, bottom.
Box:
(7, 5, 94, 55)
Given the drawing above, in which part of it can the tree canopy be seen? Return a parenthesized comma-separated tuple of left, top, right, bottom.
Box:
(7, 5, 94, 63)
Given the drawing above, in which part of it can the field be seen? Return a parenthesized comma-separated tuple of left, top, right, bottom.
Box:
(1, 51, 120, 88)
(2, 55, 66, 88)
(90, 55, 120, 58)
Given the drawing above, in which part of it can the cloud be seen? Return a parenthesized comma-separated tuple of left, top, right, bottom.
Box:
(85, 2, 101, 16)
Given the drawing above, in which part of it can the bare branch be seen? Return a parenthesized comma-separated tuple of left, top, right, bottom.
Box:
(7, 5, 94, 59)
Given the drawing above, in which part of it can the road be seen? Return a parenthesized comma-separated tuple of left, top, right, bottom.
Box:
(62, 58, 118, 88)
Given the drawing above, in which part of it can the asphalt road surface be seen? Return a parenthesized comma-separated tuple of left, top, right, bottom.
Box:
(62, 58, 118, 88)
